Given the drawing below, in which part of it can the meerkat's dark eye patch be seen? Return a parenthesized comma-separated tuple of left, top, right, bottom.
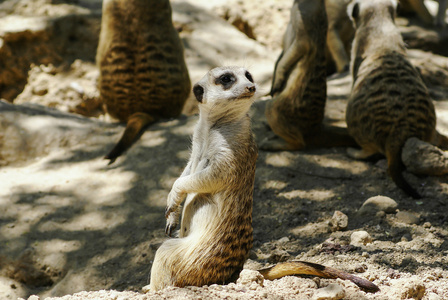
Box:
(215, 73, 236, 89)
(193, 84, 204, 103)
(245, 71, 254, 83)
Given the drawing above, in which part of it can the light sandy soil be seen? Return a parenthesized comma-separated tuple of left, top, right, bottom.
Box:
(1, 0, 448, 299)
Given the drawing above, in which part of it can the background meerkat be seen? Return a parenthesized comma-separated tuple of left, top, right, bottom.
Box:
(346, 0, 448, 199)
(149, 67, 379, 293)
(325, 0, 354, 73)
(262, 0, 356, 151)
(97, 0, 191, 164)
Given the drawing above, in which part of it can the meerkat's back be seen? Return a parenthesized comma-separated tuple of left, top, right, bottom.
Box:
(346, 0, 444, 198)
(97, 0, 190, 162)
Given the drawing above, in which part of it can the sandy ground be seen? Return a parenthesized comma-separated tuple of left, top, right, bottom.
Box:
(1, 0, 448, 299)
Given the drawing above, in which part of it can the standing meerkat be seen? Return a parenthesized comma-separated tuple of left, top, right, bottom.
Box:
(97, 0, 190, 163)
(149, 67, 379, 293)
(346, 0, 448, 198)
(263, 0, 356, 151)
(149, 66, 259, 291)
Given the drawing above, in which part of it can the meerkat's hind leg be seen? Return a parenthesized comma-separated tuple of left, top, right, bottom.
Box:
(327, 27, 350, 73)
(271, 39, 305, 96)
(407, 0, 434, 24)
(436, 0, 447, 27)
(347, 147, 378, 160)
(260, 131, 306, 151)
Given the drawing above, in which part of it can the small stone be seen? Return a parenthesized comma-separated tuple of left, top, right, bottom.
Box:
(423, 222, 431, 228)
(401, 279, 426, 300)
(426, 292, 442, 300)
(277, 236, 290, 244)
(358, 196, 398, 215)
(350, 231, 372, 246)
(237, 269, 264, 287)
(329, 211, 348, 232)
(402, 137, 448, 175)
(312, 283, 345, 300)
(396, 211, 420, 225)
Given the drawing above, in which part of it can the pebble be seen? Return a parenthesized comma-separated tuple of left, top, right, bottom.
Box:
(236, 269, 264, 287)
(396, 211, 420, 225)
(277, 236, 290, 244)
(402, 137, 448, 175)
(328, 211, 348, 232)
(358, 195, 398, 215)
(400, 279, 426, 300)
(350, 231, 372, 246)
(426, 292, 442, 300)
(312, 283, 345, 300)
(0, 276, 28, 300)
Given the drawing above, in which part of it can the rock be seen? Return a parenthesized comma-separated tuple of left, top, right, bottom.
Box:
(400, 279, 426, 300)
(277, 236, 290, 244)
(396, 211, 420, 225)
(402, 137, 448, 176)
(236, 269, 264, 287)
(266, 249, 292, 263)
(350, 231, 372, 247)
(358, 196, 398, 215)
(329, 211, 348, 232)
(0, 276, 28, 300)
(426, 292, 442, 300)
(312, 283, 345, 300)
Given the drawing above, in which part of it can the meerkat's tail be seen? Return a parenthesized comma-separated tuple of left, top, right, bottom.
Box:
(105, 112, 155, 164)
(258, 261, 380, 293)
(307, 125, 358, 148)
(386, 139, 421, 199)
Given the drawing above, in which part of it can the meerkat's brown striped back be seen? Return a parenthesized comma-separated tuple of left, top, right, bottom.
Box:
(346, 0, 447, 198)
(97, 0, 190, 163)
(263, 0, 356, 151)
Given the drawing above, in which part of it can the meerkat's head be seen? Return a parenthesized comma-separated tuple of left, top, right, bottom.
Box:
(193, 66, 257, 118)
(348, 0, 398, 28)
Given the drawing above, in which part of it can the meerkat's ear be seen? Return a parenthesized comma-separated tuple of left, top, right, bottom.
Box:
(193, 84, 204, 103)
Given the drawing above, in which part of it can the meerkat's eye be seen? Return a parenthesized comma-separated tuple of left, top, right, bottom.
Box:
(219, 74, 234, 84)
(245, 71, 254, 83)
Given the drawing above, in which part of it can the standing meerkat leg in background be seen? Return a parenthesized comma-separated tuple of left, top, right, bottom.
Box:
(325, 0, 353, 73)
(436, 0, 448, 27)
(262, 0, 357, 151)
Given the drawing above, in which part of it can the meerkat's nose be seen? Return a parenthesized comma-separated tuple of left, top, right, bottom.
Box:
(247, 86, 256, 93)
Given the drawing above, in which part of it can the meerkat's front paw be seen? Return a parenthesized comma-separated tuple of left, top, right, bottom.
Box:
(165, 210, 179, 237)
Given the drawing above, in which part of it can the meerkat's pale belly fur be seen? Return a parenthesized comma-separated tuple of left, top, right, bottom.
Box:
(150, 124, 257, 290)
